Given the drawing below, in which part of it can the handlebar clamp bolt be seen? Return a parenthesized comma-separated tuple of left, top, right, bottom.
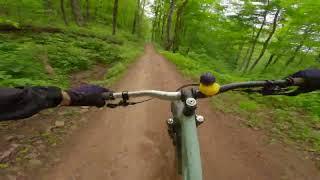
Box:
(184, 98, 197, 116)
(186, 98, 197, 107)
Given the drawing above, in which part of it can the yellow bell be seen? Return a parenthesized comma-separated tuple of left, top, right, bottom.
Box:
(199, 83, 220, 96)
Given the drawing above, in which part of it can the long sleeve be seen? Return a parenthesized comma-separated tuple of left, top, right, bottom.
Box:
(0, 86, 62, 121)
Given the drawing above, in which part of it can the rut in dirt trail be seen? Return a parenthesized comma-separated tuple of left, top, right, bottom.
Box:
(40, 44, 320, 180)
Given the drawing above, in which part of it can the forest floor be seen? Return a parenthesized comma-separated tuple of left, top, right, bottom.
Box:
(1, 44, 320, 179)
(0, 64, 108, 179)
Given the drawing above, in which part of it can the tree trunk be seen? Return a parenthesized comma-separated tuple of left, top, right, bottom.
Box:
(249, 9, 280, 71)
(86, 0, 90, 21)
(153, 0, 163, 41)
(17, 1, 22, 23)
(285, 43, 304, 66)
(186, 47, 190, 55)
(70, 0, 84, 26)
(94, 0, 102, 19)
(156, 1, 164, 41)
(151, 0, 160, 41)
(140, 0, 146, 19)
(138, 0, 146, 37)
(161, 12, 167, 41)
(165, 0, 175, 50)
(131, 0, 145, 36)
(297, 47, 311, 65)
(285, 28, 311, 67)
(60, 0, 68, 25)
(316, 53, 320, 62)
(112, 0, 119, 35)
(242, 0, 269, 73)
(132, 0, 141, 34)
(172, 0, 188, 53)
(235, 42, 245, 68)
(239, 27, 255, 71)
(263, 53, 275, 71)
(272, 54, 282, 65)
(240, 47, 251, 72)
(1, 0, 8, 16)
(43, 0, 53, 15)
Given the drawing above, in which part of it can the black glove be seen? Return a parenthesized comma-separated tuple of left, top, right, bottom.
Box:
(287, 68, 320, 96)
(67, 85, 110, 107)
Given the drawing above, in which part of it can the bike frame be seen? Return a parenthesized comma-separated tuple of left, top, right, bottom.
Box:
(171, 97, 203, 180)
(103, 77, 304, 180)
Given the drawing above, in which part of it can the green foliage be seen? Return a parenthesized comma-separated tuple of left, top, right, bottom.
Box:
(0, 163, 9, 169)
(238, 100, 259, 111)
(163, 50, 320, 153)
(154, 0, 320, 153)
(0, 0, 149, 86)
(152, 0, 320, 76)
(0, 38, 50, 86)
(0, 17, 20, 28)
(0, 0, 152, 44)
(96, 41, 143, 85)
(0, 23, 143, 87)
(161, 51, 240, 83)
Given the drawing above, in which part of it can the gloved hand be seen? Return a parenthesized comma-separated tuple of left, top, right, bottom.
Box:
(66, 85, 110, 107)
(287, 68, 320, 95)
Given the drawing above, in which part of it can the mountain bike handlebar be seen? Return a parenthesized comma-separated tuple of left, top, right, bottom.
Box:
(112, 90, 181, 101)
(219, 78, 304, 93)
(102, 78, 304, 102)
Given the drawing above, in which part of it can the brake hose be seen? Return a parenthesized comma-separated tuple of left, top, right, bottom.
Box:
(176, 83, 199, 91)
(106, 91, 154, 108)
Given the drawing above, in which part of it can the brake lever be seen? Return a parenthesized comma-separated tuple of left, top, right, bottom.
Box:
(105, 91, 154, 108)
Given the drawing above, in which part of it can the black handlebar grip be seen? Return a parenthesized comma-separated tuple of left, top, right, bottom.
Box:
(102, 92, 115, 100)
(291, 77, 305, 86)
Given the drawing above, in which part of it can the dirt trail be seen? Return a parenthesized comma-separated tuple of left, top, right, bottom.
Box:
(39, 44, 320, 180)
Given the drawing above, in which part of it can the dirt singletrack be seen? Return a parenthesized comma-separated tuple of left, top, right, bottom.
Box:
(39, 44, 320, 180)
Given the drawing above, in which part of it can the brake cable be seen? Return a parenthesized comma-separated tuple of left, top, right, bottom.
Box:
(232, 78, 298, 96)
(233, 88, 290, 95)
(176, 83, 199, 91)
(106, 91, 154, 108)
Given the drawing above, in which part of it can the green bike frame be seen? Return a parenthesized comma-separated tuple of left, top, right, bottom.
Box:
(104, 77, 305, 180)
(171, 99, 203, 180)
